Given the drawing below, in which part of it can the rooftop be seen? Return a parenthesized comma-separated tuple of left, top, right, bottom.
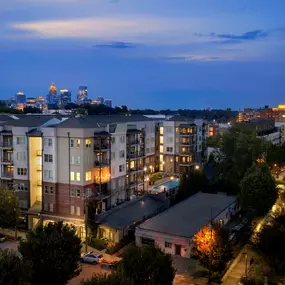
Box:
(97, 194, 167, 230)
(0, 116, 58, 127)
(137, 192, 236, 238)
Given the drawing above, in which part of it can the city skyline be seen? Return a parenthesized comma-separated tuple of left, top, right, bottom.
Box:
(1, 0, 285, 109)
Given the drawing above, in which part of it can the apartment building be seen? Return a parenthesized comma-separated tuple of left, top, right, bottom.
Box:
(0, 115, 157, 235)
(159, 116, 207, 174)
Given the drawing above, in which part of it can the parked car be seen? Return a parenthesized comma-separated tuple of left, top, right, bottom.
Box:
(0, 233, 6, 242)
(108, 261, 121, 270)
(80, 252, 104, 264)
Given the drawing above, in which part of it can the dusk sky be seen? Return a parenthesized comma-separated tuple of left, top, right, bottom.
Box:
(1, 0, 285, 109)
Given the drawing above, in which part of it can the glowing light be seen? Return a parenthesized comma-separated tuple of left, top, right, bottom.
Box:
(170, 176, 174, 180)
(195, 165, 200, 170)
(144, 167, 147, 171)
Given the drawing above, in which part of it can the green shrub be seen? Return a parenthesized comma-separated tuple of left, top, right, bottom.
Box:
(90, 238, 107, 250)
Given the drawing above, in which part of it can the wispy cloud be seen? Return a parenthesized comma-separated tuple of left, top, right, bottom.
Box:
(94, 42, 136, 49)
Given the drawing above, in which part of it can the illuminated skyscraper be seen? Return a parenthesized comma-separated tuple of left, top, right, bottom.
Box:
(46, 82, 59, 105)
(77, 86, 88, 105)
(104, 99, 112, 108)
(15, 92, 26, 104)
(60, 89, 71, 106)
(96, 96, 104, 105)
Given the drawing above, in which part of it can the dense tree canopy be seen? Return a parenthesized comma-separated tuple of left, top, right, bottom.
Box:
(0, 248, 24, 285)
(81, 272, 133, 285)
(239, 163, 277, 217)
(174, 170, 208, 203)
(210, 128, 267, 194)
(0, 188, 20, 230)
(19, 221, 82, 285)
(254, 213, 285, 274)
(121, 245, 175, 285)
(191, 222, 232, 274)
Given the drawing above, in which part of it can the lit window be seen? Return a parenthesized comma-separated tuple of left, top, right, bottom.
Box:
(76, 206, 80, 216)
(85, 139, 91, 147)
(160, 145, 163, 153)
(76, 139, 81, 147)
(85, 171, 91, 181)
(160, 127, 164, 135)
(175, 156, 179, 162)
(70, 205, 75, 215)
(76, 172, 80, 181)
(70, 172, 75, 181)
(160, 136, 164, 144)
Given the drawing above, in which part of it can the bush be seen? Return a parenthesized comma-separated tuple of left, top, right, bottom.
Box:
(105, 234, 134, 255)
(90, 238, 107, 250)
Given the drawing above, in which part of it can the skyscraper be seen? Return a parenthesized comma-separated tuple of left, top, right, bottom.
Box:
(96, 96, 104, 105)
(77, 86, 88, 105)
(104, 99, 112, 108)
(15, 92, 26, 104)
(46, 82, 59, 105)
(60, 89, 71, 106)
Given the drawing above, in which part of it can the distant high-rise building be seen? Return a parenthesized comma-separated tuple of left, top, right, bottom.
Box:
(96, 96, 104, 105)
(104, 99, 112, 108)
(26, 97, 36, 108)
(46, 83, 59, 105)
(60, 89, 71, 106)
(15, 92, 26, 104)
(36, 96, 46, 110)
(77, 86, 88, 105)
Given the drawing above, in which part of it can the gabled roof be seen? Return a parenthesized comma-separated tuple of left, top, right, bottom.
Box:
(1, 116, 55, 127)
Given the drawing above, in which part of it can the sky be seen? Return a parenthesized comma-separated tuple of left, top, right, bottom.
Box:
(0, 0, 285, 110)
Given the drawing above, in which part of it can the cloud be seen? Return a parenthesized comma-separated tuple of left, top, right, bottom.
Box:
(94, 41, 136, 49)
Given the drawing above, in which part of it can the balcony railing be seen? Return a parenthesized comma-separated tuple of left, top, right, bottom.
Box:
(1, 157, 13, 163)
(2, 172, 13, 179)
(127, 152, 145, 159)
(94, 160, 110, 167)
(180, 132, 194, 136)
(0, 141, 13, 148)
(94, 144, 110, 151)
(129, 167, 144, 172)
(94, 176, 111, 184)
(128, 140, 143, 145)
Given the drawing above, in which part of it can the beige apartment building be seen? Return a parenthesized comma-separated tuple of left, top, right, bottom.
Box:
(0, 115, 157, 235)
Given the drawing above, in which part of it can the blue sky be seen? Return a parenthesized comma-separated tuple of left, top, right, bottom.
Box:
(0, 0, 285, 109)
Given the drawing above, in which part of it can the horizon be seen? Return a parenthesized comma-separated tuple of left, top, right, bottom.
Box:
(1, 0, 285, 109)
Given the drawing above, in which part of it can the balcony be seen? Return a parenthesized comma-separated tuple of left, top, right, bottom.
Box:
(0, 141, 13, 149)
(1, 172, 13, 180)
(129, 167, 144, 173)
(94, 176, 111, 184)
(94, 160, 110, 167)
(128, 140, 144, 145)
(1, 157, 13, 164)
(94, 144, 110, 151)
(180, 141, 195, 146)
(180, 132, 194, 136)
(127, 152, 145, 159)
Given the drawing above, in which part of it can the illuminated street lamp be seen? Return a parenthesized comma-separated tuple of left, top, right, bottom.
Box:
(144, 167, 147, 171)
(170, 176, 174, 180)
(195, 165, 200, 170)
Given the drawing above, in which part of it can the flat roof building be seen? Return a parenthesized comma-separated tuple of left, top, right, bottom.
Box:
(135, 192, 237, 258)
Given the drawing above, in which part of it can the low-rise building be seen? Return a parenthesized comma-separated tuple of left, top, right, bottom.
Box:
(135, 192, 237, 258)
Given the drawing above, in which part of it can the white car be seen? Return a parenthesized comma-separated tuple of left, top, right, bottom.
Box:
(80, 252, 104, 264)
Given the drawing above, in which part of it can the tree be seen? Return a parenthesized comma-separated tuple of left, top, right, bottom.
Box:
(0, 248, 24, 285)
(23, 106, 42, 114)
(254, 213, 285, 274)
(191, 222, 232, 275)
(81, 272, 133, 285)
(174, 170, 208, 203)
(18, 221, 82, 285)
(212, 128, 267, 194)
(121, 244, 175, 285)
(0, 188, 20, 234)
(239, 163, 277, 217)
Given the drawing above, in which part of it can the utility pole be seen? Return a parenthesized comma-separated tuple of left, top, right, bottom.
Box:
(85, 194, 88, 253)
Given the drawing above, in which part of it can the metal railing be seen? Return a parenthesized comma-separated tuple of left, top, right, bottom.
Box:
(94, 144, 110, 150)
(94, 160, 110, 167)
(1, 157, 13, 163)
(0, 141, 13, 148)
(1, 172, 13, 178)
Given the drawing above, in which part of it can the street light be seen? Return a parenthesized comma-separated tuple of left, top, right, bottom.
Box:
(170, 176, 174, 180)
(195, 165, 200, 170)
(144, 167, 147, 171)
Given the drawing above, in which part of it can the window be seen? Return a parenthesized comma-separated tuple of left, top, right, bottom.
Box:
(71, 189, 80, 198)
(76, 206, 80, 216)
(19, 200, 28, 209)
(159, 145, 163, 153)
(119, 164, 125, 172)
(44, 185, 48, 194)
(85, 139, 91, 147)
(50, 203, 54, 212)
(71, 156, 80, 165)
(146, 148, 150, 154)
(44, 203, 48, 211)
(17, 183, 28, 191)
(85, 171, 91, 181)
(160, 136, 164, 144)
(50, 186, 54, 194)
(120, 136, 125, 143)
(17, 168, 27, 176)
(76, 172, 81, 181)
(159, 127, 164, 135)
(44, 138, 53, 147)
(44, 170, 53, 179)
(119, 150, 125, 158)
(166, 147, 173, 152)
(84, 188, 92, 198)
(70, 205, 75, 215)
(44, 154, 53, 163)
(141, 237, 155, 247)
(111, 152, 116, 160)
(16, 137, 26, 145)
(71, 139, 80, 148)
(111, 137, 115, 144)
(16, 152, 26, 161)
(165, 242, 172, 248)
(175, 156, 179, 162)
(70, 171, 75, 181)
